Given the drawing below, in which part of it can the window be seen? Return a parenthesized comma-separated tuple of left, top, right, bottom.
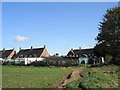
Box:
(24, 55, 28, 58)
(29, 55, 32, 57)
(76, 55, 78, 57)
(33, 54, 36, 57)
(20, 55, 23, 58)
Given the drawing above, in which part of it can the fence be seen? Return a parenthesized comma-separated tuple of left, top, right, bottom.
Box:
(0, 57, 104, 66)
(44, 57, 79, 66)
(1, 58, 44, 65)
(0, 57, 79, 66)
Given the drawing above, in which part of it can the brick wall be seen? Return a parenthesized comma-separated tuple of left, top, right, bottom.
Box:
(40, 48, 50, 57)
(7, 50, 16, 59)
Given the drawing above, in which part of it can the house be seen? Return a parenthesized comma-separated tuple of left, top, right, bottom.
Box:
(14, 45, 50, 58)
(67, 47, 94, 57)
(0, 51, 2, 58)
(0, 48, 16, 59)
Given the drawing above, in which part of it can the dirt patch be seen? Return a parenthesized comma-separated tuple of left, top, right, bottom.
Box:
(52, 72, 72, 88)
(55, 67, 86, 88)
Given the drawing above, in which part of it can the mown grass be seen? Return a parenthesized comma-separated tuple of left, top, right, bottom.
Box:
(66, 64, 119, 89)
(2, 65, 73, 88)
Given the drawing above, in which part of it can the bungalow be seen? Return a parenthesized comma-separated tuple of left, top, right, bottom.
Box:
(67, 47, 94, 57)
(14, 45, 50, 58)
(0, 48, 16, 59)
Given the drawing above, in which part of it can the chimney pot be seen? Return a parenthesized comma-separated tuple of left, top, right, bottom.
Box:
(79, 47, 81, 50)
(3, 48, 5, 51)
(31, 46, 33, 49)
(44, 45, 46, 48)
(19, 47, 22, 50)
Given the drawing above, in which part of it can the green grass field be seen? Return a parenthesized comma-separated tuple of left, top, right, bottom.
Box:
(2, 65, 72, 88)
(66, 64, 119, 88)
(2, 64, 119, 88)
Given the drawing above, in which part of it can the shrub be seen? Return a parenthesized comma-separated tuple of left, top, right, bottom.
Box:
(111, 57, 120, 65)
(105, 55, 112, 63)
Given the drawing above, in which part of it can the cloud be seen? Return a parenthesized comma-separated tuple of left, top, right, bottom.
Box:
(81, 44, 96, 48)
(14, 36, 29, 42)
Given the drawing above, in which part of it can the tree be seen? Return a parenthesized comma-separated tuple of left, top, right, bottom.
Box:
(95, 7, 120, 63)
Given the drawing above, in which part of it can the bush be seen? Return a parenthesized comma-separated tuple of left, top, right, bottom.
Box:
(31, 60, 79, 67)
(105, 55, 112, 63)
(111, 57, 120, 65)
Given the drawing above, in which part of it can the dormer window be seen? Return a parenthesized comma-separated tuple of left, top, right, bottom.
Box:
(33, 54, 36, 57)
(29, 55, 32, 57)
(24, 55, 28, 58)
(20, 55, 23, 58)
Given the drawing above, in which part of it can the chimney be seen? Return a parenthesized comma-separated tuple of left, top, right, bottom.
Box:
(44, 45, 46, 49)
(19, 47, 22, 50)
(31, 46, 33, 49)
(71, 48, 73, 51)
(79, 47, 81, 50)
(3, 48, 5, 51)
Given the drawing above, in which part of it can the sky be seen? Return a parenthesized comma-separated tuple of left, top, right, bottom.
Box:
(2, 2, 118, 55)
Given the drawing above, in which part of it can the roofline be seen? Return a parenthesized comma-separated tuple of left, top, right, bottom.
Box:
(73, 48, 94, 50)
(0, 49, 15, 51)
(19, 47, 44, 51)
(70, 49, 75, 55)
(39, 47, 45, 57)
(19, 45, 46, 51)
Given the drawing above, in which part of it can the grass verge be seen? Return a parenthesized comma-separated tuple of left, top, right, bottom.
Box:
(66, 64, 119, 89)
(2, 65, 73, 88)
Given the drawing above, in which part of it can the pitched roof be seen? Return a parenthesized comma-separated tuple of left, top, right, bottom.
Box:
(67, 48, 94, 56)
(67, 49, 75, 56)
(0, 49, 15, 58)
(0, 51, 2, 58)
(14, 47, 44, 58)
(73, 48, 94, 55)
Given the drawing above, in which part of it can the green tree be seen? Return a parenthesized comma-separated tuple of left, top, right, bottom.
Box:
(95, 7, 120, 63)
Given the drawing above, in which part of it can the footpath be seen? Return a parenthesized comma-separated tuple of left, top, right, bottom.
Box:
(56, 67, 86, 88)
